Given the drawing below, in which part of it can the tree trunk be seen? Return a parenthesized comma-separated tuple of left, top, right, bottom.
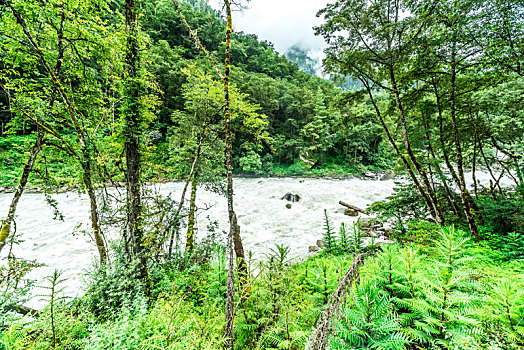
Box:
(422, 112, 461, 217)
(82, 157, 107, 264)
(472, 131, 478, 199)
(0, 131, 44, 253)
(388, 70, 444, 224)
(168, 134, 204, 255)
(223, 2, 235, 347)
(124, 0, 148, 287)
(449, 46, 480, 239)
(362, 79, 438, 223)
(185, 177, 197, 252)
(479, 139, 501, 196)
(223, 2, 246, 349)
(8, 4, 107, 263)
(489, 135, 523, 186)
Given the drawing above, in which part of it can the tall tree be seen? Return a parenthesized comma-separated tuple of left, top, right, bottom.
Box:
(2, 0, 109, 262)
(316, 0, 444, 224)
(124, 0, 149, 286)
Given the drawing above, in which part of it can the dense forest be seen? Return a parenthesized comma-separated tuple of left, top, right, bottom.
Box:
(0, 0, 523, 349)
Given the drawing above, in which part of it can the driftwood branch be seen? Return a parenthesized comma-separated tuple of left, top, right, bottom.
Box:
(339, 201, 367, 214)
(6, 304, 41, 317)
(300, 154, 316, 169)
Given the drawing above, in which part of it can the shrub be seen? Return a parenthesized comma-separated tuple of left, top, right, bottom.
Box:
(287, 163, 306, 175)
(83, 245, 147, 319)
(239, 151, 263, 174)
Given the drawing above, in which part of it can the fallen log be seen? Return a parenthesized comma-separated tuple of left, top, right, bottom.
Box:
(300, 154, 316, 169)
(6, 304, 40, 317)
(339, 201, 367, 214)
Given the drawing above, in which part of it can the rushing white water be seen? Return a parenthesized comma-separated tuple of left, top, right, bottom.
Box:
(0, 172, 517, 307)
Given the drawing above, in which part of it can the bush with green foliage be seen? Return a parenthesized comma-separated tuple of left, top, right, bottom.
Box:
(239, 150, 263, 174)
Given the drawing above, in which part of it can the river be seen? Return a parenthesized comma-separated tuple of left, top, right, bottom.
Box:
(0, 172, 515, 307)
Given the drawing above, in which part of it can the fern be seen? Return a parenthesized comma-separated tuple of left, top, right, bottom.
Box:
(485, 278, 524, 344)
(323, 209, 336, 252)
(395, 227, 481, 348)
(331, 282, 410, 350)
(339, 222, 349, 252)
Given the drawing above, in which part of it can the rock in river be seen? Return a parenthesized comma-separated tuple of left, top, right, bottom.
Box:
(282, 193, 301, 202)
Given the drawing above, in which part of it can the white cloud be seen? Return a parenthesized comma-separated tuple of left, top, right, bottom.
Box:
(207, 0, 329, 54)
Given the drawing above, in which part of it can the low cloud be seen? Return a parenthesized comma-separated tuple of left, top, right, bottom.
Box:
(208, 0, 329, 54)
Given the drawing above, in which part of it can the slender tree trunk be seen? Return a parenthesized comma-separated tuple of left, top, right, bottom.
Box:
(422, 112, 461, 217)
(0, 131, 44, 253)
(82, 158, 107, 264)
(8, 4, 107, 262)
(124, 0, 148, 287)
(489, 135, 523, 186)
(223, 2, 247, 349)
(479, 138, 502, 197)
(449, 47, 480, 239)
(224, 2, 235, 347)
(361, 79, 438, 222)
(185, 176, 197, 252)
(388, 69, 444, 224)
(168, 134, 204, 255)
(472, 131, 478, 199)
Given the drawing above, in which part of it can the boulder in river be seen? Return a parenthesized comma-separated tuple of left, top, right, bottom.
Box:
(344, 208, 358, 216)
(380, 170, 395, 181)
(316, 239, 324, 248)
(362, 170, 376, 179)
(286, 204, 292, 209)
(282, 193, 301, 202)
(359, 217, 380, 229)
(309, 245, 319, 253)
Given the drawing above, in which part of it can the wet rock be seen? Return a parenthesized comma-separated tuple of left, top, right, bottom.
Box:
(359, 218, 374, 228)
(316, 240, 324, 248)
(362, 230, 380, 238)
(380, 170, 395, 181)
(359, 217, 384, 229)
(344, 208, 358, 217)
(362, 170, 376, 179)
(286, 204, 292, 209)
(282, 193, 301, 202)
(309, 245, 319, 253)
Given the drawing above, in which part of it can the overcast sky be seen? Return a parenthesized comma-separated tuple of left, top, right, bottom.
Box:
(207, 0, 329, 55)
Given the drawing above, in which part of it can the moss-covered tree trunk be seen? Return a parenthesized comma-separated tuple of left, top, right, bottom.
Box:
(185, 176, 197, 252)
(223, 2, 248, 349)
(449, 44, 480, 240)
(124, 0, 148, 286)
(389, 67, 444, 225)
(7, 4, 107, 263)
(0, 131, 44, 253)
(224, 2, 235, 348)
